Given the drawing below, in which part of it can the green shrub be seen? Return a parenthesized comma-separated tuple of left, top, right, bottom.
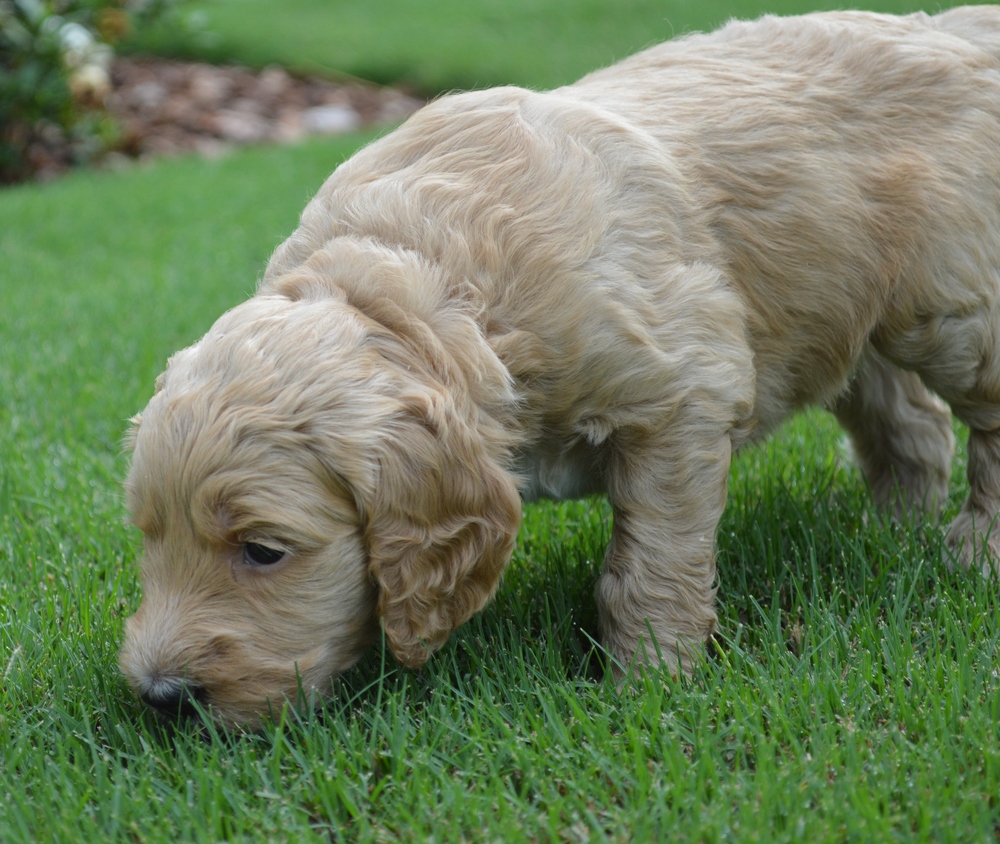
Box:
(0, 0, 189, 183)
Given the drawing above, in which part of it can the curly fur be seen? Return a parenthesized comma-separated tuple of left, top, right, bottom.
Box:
(121, 7, 1000, 726)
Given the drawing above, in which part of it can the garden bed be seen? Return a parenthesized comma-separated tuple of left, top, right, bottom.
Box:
(21, 56, 423, 182)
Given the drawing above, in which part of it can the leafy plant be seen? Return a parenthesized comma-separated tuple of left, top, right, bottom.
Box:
(0, 0, 191, 182)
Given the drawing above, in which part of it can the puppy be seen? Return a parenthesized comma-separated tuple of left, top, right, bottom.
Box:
(121, 7, 1000, 727)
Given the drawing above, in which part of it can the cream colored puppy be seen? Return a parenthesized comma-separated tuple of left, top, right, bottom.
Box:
(121, 7, 1000, 726)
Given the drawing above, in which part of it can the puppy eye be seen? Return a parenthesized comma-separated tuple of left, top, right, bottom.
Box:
(243, 542, 286, 567)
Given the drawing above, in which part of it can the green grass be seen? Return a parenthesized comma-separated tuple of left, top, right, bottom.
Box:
(3, 2, 1000, 840)
(128, 0, 968, 92)
(2, 132, 998, 844)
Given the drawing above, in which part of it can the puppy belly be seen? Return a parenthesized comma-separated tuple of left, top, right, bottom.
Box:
(515, 437, 606, 502)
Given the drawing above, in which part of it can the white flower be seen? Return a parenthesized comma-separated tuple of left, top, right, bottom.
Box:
(69, 63, 112, 104)
(59, 21, 94, 58)
(58, 21, 112, 71)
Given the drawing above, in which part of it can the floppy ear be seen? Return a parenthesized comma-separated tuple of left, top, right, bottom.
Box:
(364, 383, 522, 668)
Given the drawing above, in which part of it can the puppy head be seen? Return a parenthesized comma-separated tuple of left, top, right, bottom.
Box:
(120, 266, 521, 728)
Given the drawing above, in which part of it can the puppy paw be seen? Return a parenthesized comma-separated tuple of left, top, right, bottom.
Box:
(600, 624, 703, 683)
(945, 508, 1000, 577)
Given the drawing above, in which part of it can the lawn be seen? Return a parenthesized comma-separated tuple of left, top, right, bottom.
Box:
(132, 0, 959, 92)
(2, 1, 999, 841)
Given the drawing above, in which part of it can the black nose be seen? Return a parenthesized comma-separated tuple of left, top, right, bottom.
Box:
(140, 680, 207, 720)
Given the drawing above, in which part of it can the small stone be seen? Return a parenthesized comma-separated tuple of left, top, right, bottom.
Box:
(301, 104, 362, 135)
(377, 94, 422, 124)
(161, 94, 195, 124)
(129, 80, 168, 113)
(213, 110, 271, 143)
(192, 137, 232, 159)
(258, 67, 293, 99)
(189, 71, 234, 106)
(230, 97, 264, 116)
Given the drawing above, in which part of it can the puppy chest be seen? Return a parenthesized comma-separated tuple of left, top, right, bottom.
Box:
(514, 436, 607, 503)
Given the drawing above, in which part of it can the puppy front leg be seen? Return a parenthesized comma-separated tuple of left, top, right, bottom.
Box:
(596, 420, 734, 677)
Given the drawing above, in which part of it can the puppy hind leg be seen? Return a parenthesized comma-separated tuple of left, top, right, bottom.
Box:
(832, 349, 954, 520)
(899, 309, 1000, 576)
(911, 303, 1000, 575)
(946, 428, 1000, 576)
